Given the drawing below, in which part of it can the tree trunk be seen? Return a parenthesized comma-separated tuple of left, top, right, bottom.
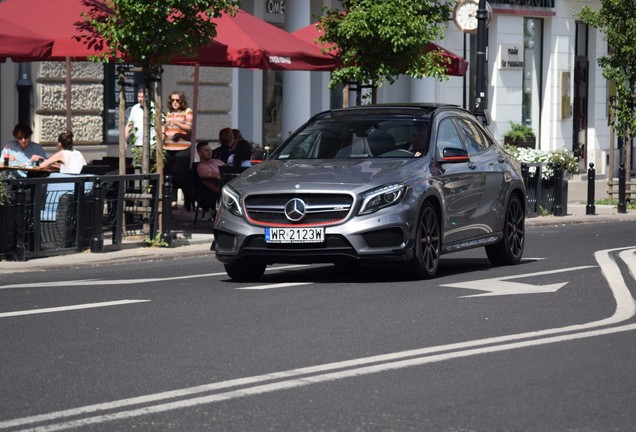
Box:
(626, 127, 632, 181)
(117, 66, 127, 175)
(153, 76, 163, 180)
(141, 64, 151, 175)
(342, 84, 349, 108)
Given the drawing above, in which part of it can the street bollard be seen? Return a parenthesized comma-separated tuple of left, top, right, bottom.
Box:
(617, 163, 627, 213)
(586, 163, 596, 215)
(553, 163, 565, 216)
(90, 177, 104, 253)
(161, 175, 173, 247)
(13, 182, 26, 261)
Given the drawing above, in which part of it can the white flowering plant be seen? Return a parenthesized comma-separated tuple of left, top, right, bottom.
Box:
(505, 145, 579, 180)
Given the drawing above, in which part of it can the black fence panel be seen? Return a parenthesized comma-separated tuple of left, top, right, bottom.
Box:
(523, 163, 568, 217)
(1, 173, 161, 261)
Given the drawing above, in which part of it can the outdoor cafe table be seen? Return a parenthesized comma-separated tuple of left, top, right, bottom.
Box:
(0, 165, 59, 177)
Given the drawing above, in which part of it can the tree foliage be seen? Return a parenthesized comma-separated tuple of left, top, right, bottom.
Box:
(82, 0, 238, 64)
(81, 0, 238, 174)
(318, 0, 454, 91)
(577, 1, 636, 176)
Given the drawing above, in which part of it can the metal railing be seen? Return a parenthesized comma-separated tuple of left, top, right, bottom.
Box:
(0, 173, 171, 261)
(522, 163, 568, 217)
(489, 0, 555, 8)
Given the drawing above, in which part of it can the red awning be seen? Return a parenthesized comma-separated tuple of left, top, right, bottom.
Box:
(0, 0, 338, 71)
(0, 17, 53, 61)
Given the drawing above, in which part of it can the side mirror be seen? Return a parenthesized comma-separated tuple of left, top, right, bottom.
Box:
(440, 147, 470, 163)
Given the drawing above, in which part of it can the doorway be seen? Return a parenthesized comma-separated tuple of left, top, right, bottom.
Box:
(572, 22, 589, 172)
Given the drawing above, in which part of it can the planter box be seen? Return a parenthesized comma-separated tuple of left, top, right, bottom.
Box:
(504, 136, 536, 149)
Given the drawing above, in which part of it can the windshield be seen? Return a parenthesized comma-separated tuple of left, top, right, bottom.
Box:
(273, 118, 431, 160)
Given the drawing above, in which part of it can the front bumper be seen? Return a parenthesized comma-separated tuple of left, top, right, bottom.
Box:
(212, 205, 416, 265)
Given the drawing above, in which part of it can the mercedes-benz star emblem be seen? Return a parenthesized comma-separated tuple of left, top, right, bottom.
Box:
(284, 198, 307, 222)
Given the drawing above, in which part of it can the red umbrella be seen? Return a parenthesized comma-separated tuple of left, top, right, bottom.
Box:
(0, 17, 53, 61)
(174, 9, 338, 71)
(0, 0, 337, 70)
(0, 0, 111, 60)
(291, 21, 468, 77)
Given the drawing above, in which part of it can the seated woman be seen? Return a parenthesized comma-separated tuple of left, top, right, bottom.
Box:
(227, 139, 253, 168)
(38, 131, 87, 174)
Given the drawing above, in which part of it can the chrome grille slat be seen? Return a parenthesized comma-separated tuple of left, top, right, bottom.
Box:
(245, 193, 354, 225)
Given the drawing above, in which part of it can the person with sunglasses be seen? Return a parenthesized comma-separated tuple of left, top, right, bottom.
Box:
(163, 90, 193, 147)
(1, 123, 47, 178)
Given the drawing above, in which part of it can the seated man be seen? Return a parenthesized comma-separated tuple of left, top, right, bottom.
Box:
(2, 123, 48, 177)
(196, 141, 225, 221)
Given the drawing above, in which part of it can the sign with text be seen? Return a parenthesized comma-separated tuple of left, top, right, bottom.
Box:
(264, 0, 285, 24)
(498, 43, 524, 70)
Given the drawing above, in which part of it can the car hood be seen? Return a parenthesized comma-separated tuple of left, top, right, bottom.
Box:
(230, 159, 422, 194)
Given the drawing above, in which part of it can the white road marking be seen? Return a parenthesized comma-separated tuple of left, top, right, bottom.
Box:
(0, 265, 310, 290)
(0, 274, 227, 289)
(441, 265, 595, 297)
(0, 300, 150, 318)
(0, 248, 633, 431)
(236, 282, 313, 290)
(6, 322, 636, 432)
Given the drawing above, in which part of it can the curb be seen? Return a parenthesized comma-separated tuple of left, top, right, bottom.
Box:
(1, 205, 633, 274)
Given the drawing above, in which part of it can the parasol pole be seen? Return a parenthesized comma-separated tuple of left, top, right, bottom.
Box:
(190, 64, 199, 165)
(65, 57, 72, 131)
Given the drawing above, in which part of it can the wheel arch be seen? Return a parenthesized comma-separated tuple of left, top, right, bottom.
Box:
(507, 185, 526, 216)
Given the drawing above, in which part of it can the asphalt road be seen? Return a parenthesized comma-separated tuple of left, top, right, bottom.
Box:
(1, 222, 635, 431)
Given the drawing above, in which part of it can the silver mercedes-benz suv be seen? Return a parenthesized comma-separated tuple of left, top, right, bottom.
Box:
(213, 104, 526, 281)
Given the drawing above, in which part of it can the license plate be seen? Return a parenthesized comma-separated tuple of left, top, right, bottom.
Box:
(265, 227, 325, 243)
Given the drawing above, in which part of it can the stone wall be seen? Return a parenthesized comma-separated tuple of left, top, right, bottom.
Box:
(170, 66, 232, 144)
(35, 62, 104, 146)
(31, 62, 233, 154)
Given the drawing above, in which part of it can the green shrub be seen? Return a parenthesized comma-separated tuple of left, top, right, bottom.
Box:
(504, 122, 535, 141)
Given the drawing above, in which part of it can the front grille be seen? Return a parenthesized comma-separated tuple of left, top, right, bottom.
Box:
(245, 193, 354, 226)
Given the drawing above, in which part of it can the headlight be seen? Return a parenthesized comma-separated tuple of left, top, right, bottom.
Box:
(221, 185, 243, 216)
(358, 183, 407, 215)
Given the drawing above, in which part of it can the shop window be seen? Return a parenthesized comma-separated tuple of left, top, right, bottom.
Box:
(522, 18, 543, 141)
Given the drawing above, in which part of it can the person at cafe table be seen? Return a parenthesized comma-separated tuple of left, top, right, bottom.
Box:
(1, 123, 47, 177)
(37, 131, 86, 174)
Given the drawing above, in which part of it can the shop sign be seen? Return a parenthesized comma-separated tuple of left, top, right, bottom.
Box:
(498, 43, 524, 69)
(265, 0, 285, 24)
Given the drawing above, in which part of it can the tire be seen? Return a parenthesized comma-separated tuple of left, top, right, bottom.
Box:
(224, 259, 267, 281)
(486, 194, 525, 266)
(404, 201, 441, 279)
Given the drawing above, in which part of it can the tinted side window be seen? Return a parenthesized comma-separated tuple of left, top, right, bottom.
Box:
(456, 118, 491, 154)
(436, 118, 464, 157)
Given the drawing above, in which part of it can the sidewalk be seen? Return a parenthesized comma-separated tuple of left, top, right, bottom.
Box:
(1, 178, 634, 273)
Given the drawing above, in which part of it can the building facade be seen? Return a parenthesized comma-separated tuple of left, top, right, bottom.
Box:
(0, 0, 624, 176)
